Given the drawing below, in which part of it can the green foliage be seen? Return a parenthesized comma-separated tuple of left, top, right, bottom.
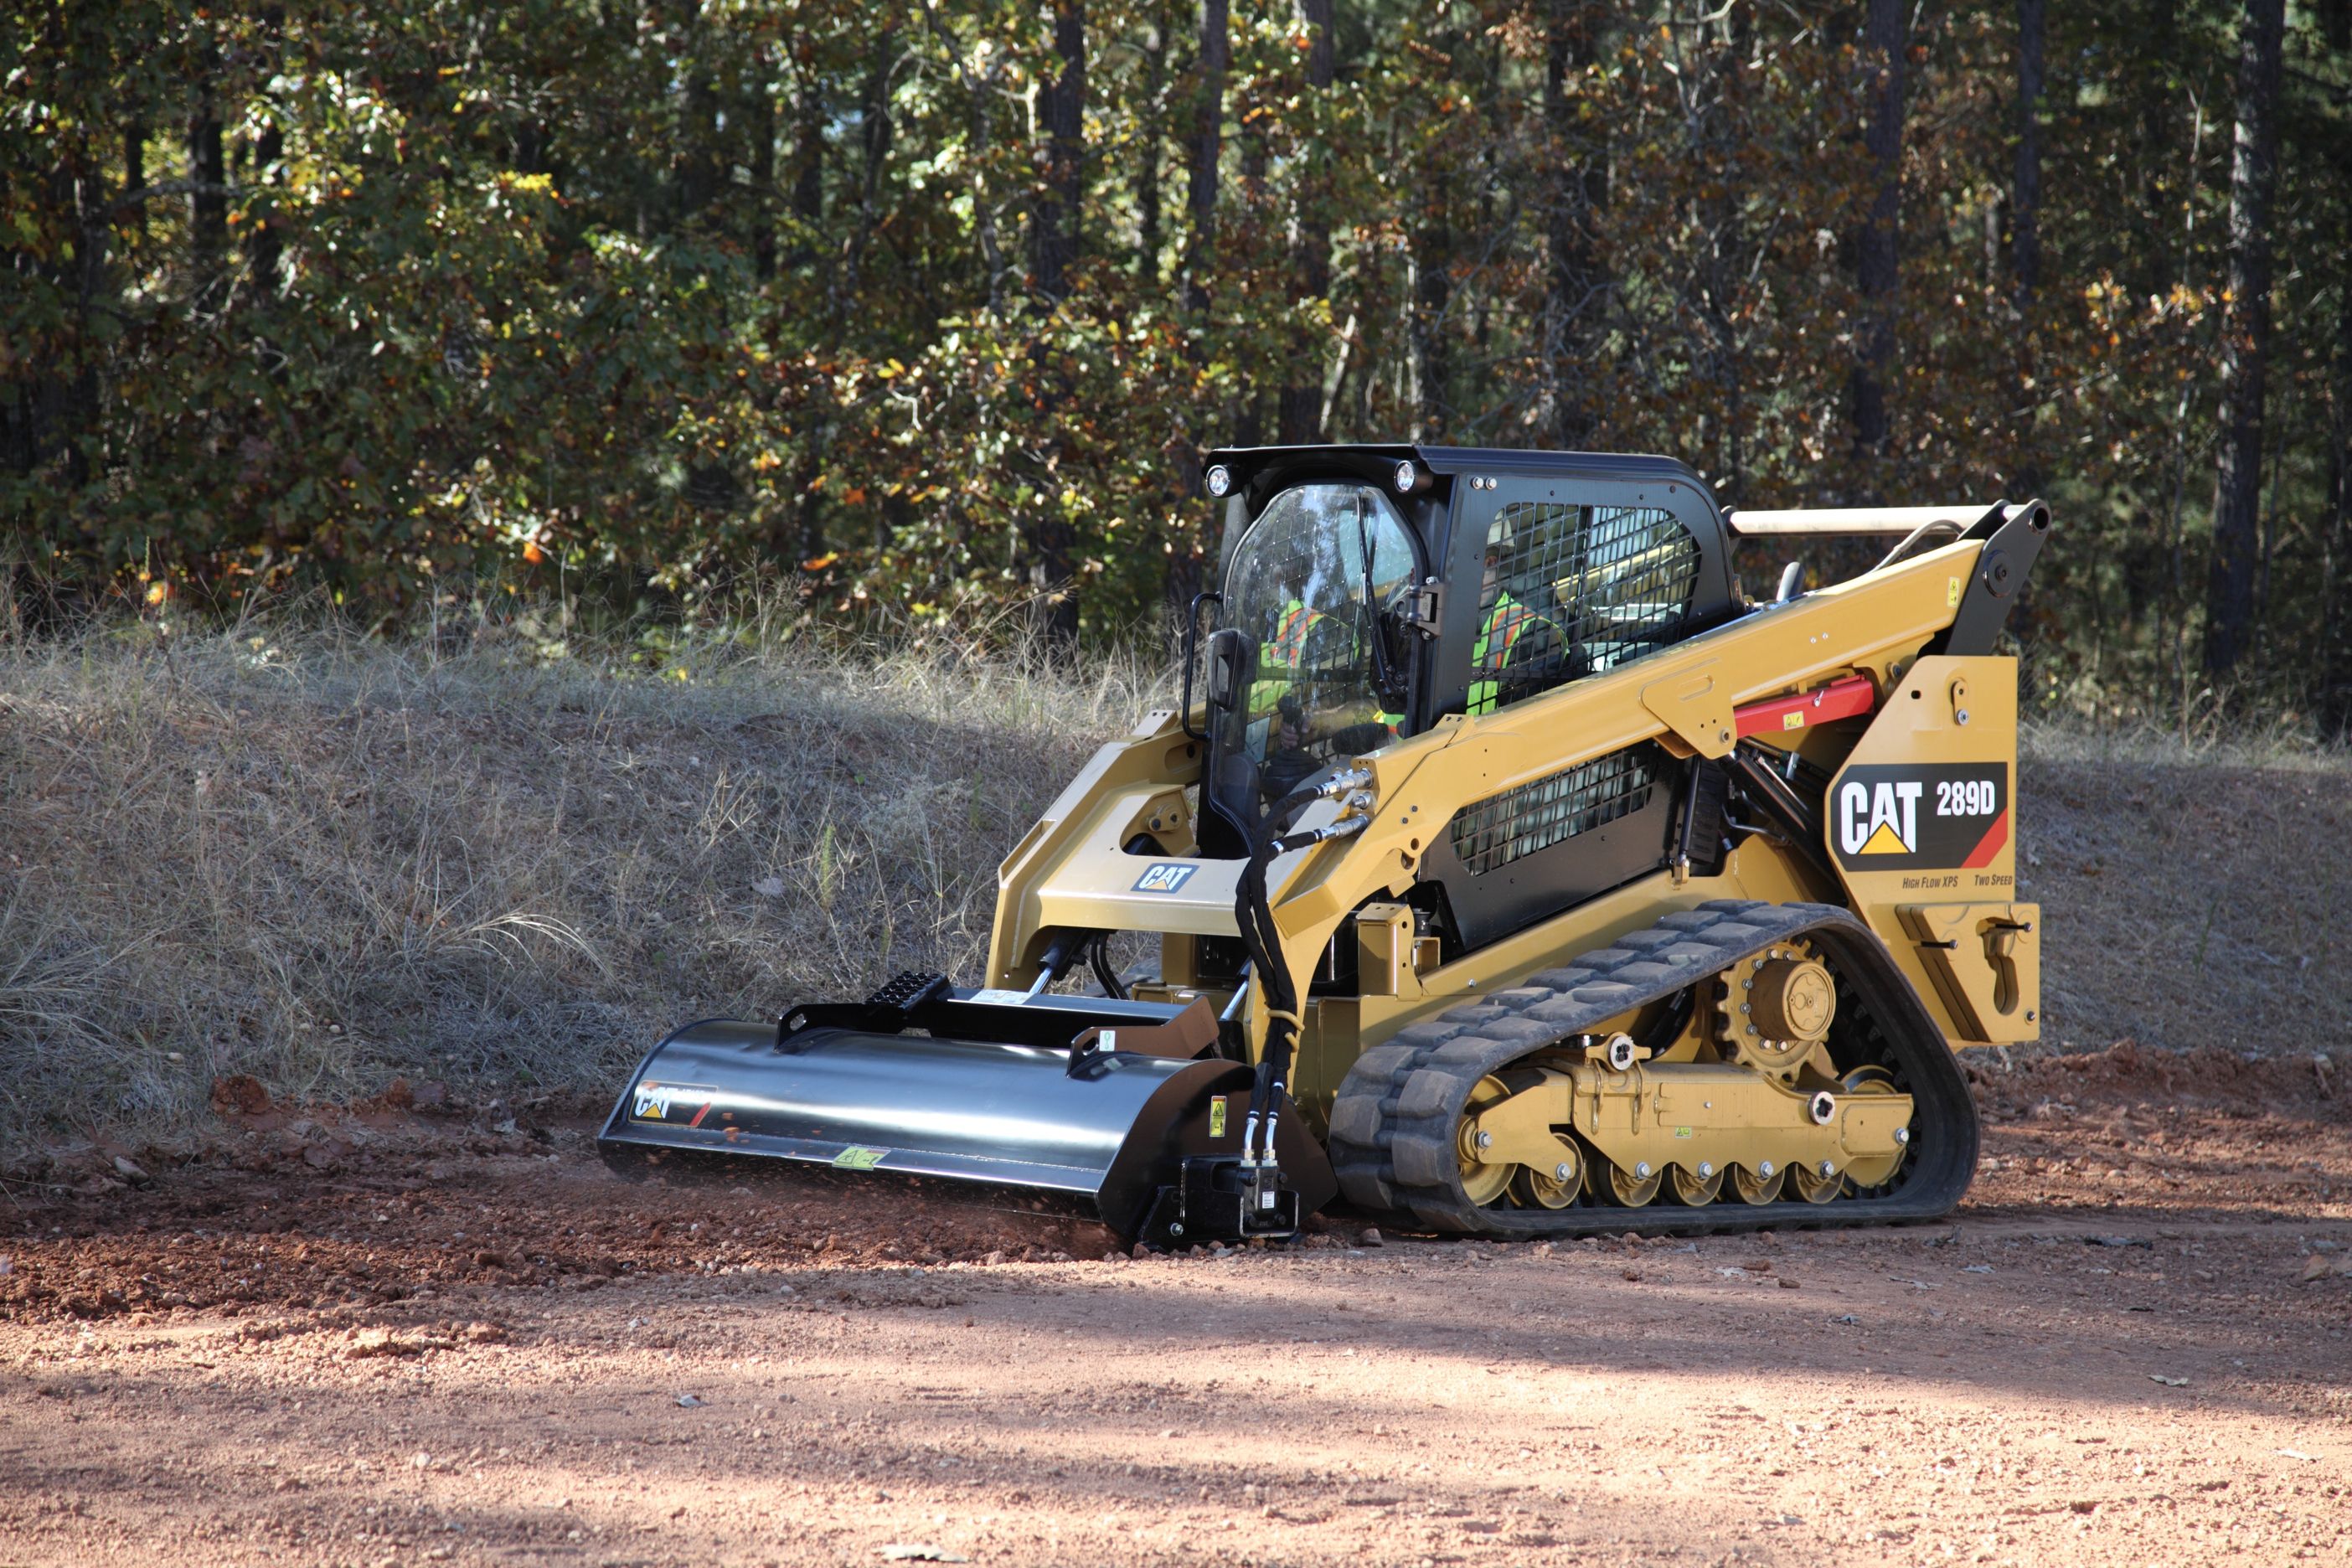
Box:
(4, 2, 2349, 726)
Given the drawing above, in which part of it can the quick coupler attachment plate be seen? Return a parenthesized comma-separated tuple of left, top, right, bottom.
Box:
(1137, 1157, 1303, 1248)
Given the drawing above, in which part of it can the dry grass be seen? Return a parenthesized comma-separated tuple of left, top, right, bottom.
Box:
(2017, 726, 2352, 1060)
(0, 615, 1158, 1156)
(2, 616, 2343, 1159)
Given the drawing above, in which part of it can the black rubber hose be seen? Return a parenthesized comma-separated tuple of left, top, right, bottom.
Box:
(1235, 785, 1327, 1150)
(1086, 933, 1129, 1001)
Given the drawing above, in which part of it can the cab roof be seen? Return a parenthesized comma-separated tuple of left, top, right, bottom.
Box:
(1204, 443, 1720, 515)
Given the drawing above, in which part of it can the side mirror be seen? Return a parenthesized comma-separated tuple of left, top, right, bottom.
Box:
(1205, 627, 1247, 713)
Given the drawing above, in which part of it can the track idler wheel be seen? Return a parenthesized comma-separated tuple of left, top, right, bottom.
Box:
(1670, 1162, 1725, 1205)
(1787, 1158, 1844, 1204)
(1455, 1075, 1516, 1207)
(1730, 1160, 1786, 1204)
(1590, 1153, 1663, 1208)
(1511, 1155, 1582, 1210)
(1839, 1064, 1911, 1190)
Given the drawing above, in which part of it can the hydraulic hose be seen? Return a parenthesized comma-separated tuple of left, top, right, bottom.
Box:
(1232, 773, 1372, 1167)
(1086, 932, 1130, 1002)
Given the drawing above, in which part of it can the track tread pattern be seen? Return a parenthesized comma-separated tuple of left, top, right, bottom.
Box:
(1326, 900, 1979, 1237)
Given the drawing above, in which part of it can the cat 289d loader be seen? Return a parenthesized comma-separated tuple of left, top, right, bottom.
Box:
(601, 446, 2050, 1246)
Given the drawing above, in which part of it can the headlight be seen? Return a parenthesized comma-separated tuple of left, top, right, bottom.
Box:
(1204, 464, 1232, 498)
(1393, 460, 1418, 494)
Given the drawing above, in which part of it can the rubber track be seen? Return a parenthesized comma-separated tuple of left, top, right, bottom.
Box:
(1325, 900, 1979, 1237)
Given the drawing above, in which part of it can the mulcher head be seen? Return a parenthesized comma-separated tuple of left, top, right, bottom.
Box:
(596, 974, 1335, 1246)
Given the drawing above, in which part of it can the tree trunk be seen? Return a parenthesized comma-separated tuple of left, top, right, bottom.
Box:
(70, 161, 106, 489)
(1182, 0, 1228, 320)
(679, 71, 720, 224)
(837, 29, 895, 307)
(1846, 0, 1906, 477)
(1694, 3, 1750, 498)
(1411, 195, 1452, 442)
(2009, 0, 2044, 498)
(2321, 154, 2352, 735)
(123, 122, 146, 244)
(188, 89, 226, 291)
(1277, 0, 1334, 445)
(750, 81, 777, 281)
(2134, 0, 2181, 296)
(2010, 0, 2041, 307)
(1544, 0, 1603, 450)
(791, 82, 824, 231)
(1032, 0, 1086, 302)
(1168, 0, 1228, 614)
(1025, 2, 1086, 643)
(2203, 0, 2285, 678)
(246, 120, 283, 300)
(1137, 5, 1165, 280)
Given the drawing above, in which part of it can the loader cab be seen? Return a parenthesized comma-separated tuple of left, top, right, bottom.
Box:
(1196, 445, 1736, 864)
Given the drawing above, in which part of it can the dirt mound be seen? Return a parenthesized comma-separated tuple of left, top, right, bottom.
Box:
(1, 1129, 1126, 1325)
(1972, 1039, 2339, 1122)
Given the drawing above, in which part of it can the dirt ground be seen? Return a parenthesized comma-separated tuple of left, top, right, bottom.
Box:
(3, 1044, 2347, 1567)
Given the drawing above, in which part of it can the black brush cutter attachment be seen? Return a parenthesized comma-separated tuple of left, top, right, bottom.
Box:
(596, 972, 1335, 1247)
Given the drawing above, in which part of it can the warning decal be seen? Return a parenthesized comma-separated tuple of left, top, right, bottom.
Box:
(1829, 762, 2009, 872)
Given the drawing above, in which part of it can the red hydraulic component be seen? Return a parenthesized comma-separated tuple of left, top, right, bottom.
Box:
(1733, 673, 1877, 740)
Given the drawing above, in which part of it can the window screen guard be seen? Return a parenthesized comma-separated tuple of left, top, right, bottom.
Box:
(1467, 502, 1700, 715)
(1447, 745, 1663, 878)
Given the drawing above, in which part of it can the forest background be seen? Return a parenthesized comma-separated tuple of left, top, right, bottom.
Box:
(7, 0, 2351, 730)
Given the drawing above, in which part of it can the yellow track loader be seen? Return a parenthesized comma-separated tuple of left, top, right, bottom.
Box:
(601, 445, 2049, 1245)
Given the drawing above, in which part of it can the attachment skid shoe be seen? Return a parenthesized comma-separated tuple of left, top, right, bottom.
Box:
(1326, 900, 1978, 1237)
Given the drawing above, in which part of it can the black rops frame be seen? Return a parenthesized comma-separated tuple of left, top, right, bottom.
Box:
(1202, 445, 1737, 728)
(1199, 445, 1740, 957)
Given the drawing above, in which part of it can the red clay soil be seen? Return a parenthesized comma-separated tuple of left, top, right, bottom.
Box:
(2, 1042, 2346, 1566)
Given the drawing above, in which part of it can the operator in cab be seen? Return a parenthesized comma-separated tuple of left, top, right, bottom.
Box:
(1216, 481, 1419, 813)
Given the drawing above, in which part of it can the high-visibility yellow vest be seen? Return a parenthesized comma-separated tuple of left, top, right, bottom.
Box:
(1247, 599, 1324, 714)
(1269, 601, 1322, 666)
(1467, 591, 1550, 715)
(1251, 599, 1404, 742)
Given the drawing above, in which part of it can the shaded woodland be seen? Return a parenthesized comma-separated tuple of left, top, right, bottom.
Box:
(5, 1, 2350, 725)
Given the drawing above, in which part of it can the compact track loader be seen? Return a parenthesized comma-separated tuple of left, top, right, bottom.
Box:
(601, 445, 2050, 1245)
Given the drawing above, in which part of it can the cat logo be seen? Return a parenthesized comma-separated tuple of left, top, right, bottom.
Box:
(1840, 778, 1924, 856)
(1829, 763, 2010, 872)
(1132, 862, 1198, 894)
(632, 1080, 719, 1127)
